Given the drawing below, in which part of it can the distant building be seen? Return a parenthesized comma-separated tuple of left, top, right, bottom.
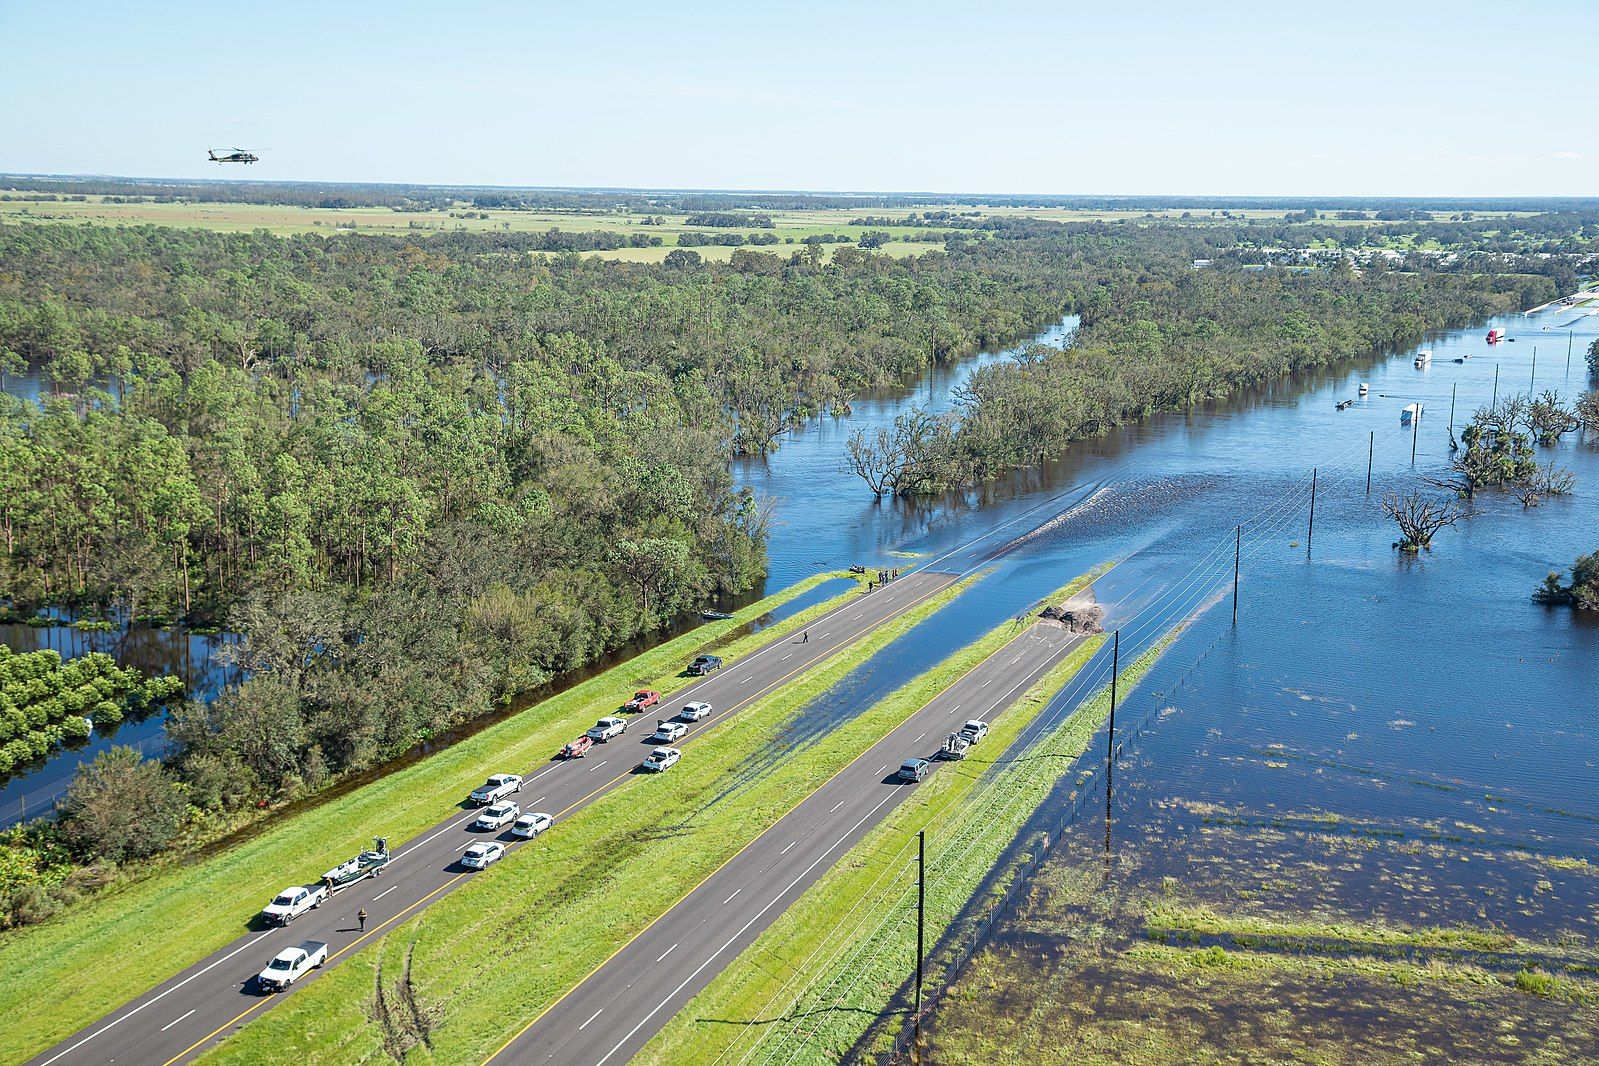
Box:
(1192, 258, 1212, 269)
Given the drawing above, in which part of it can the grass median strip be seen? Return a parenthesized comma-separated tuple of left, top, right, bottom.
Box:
(0, 570, 859, 1062)
(638, 618, 1178, 1066)
(197, 573, 979, 1064)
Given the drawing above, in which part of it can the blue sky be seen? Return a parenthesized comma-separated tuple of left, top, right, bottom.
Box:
(1, 0, 1592, 196)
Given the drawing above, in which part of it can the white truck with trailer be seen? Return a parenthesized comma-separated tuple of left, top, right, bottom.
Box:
(262, 883, 327, 925)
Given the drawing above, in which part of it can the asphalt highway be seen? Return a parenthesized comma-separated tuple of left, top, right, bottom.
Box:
(486, 619, 1086, 1065)
(26, 571, 958, 1066)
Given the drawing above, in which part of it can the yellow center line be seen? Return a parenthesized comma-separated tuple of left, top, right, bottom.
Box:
(160, 873, 468, 1066)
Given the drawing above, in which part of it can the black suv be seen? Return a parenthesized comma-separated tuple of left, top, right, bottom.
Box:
(687, 654, 723, 676)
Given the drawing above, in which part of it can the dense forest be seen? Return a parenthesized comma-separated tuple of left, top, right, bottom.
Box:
(0, 214, 1572, 918)
(845, 262, 1552, 496)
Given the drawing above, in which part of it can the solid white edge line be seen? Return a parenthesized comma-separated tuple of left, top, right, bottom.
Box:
(36, 930, 275, 1065)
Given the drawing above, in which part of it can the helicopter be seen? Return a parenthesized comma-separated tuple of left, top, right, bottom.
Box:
(207, 148, 259, 164)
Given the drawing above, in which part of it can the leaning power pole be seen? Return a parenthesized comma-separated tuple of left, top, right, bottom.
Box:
(1306, 467, 1318, 555)
(914, 829, 925, 1059)
(1104, 630, 1119, 857)
(1232, 525, 1241, 625)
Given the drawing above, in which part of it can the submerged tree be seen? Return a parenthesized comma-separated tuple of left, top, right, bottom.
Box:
(1510, 460, 1576, 508)
(1527, 390, 1579, 447)
(843, 425, 905, 497)
(1446, 400, 1538, 495)
(1382, 490, 1467, 553)
(1577, 391, 1599, 440)
(1535, 550, 1599, 611)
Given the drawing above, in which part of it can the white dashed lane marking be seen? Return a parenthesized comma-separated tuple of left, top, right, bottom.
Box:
(159, 1010, 196, 1033)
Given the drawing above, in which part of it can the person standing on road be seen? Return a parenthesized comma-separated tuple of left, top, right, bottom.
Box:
(357, 908, 368, 931)
(803, 630, 809, 643)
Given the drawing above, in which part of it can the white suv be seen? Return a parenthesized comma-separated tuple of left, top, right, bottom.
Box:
(474, 801, 519, 831)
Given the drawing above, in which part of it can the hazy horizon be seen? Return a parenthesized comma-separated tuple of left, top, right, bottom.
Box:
(2, 0, 1593, 198)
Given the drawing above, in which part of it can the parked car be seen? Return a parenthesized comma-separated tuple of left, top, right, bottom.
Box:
(641, 746, 682, 772)
(897, 758, 932, 783)
(651, 720, 689, 742)
(687, 655, 723, 676)
(678, 701, 713, 722)
(561, 735, 594, 759)
(959, 719, 990, 744)
(462, 841, 505, 869)
(474, 801, 519, 831)
(587, 716, 627, 742)
(623, 689, 661, 713)
(470, 773, 522, 806)
(512, 812, 553, 839)
(261, 884, 327, 926)
(257, 940, 327, 992)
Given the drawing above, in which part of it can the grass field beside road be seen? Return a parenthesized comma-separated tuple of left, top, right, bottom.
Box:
(0, 571, 858, 1062)
(198, 575, 979, 1064)
(637, 615, 1179, 1066)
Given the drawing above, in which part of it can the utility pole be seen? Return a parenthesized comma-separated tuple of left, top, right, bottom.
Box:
(1449, 383, 1457, 437)
(1105, 630, 1119, 857)
(1232, 526, 1241, 626)
(914, 829, 925, 1058)
(1366, 431, 1374, 495)
(1306, 467, 1317, 555)
(1411, 405, 1421, 463)
(1492, 363, 1499, 407)
(1569, 330, 1575, 378)
(1530, 348, 1537, 396)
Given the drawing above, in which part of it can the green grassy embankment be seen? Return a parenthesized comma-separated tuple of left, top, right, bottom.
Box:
(199, 573, 984, 1063)
(0, 571, 860, 1061)
(639, 625, 1179, 1066)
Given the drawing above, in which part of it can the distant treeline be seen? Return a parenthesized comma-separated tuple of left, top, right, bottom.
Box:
(683, 212, 774, 228)
(7, 175, 1599, 215)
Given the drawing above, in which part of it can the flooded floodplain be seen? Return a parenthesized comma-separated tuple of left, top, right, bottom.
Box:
(921, 306, 1599, 1064)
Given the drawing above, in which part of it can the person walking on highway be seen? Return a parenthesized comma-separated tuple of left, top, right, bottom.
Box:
(357, 908, 368, 932)
(803, 630, 809, 643)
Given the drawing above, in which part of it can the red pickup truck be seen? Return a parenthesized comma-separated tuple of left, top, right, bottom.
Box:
(623, 689, 661, 713)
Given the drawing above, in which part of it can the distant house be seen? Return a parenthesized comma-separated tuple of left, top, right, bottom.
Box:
(1192, 258, 1212, 269)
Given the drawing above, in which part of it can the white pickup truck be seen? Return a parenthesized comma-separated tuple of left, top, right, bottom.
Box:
(257, 940, 327, 992)
(469, 773, 522, 806)
(586, 716, 627, 742)
(262, 884, 327, 925)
